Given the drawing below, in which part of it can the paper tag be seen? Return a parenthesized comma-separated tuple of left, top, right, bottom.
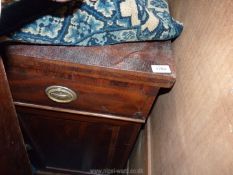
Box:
(151, 65, 171, 74)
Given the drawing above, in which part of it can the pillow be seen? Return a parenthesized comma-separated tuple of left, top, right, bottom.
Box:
(10, 0, 183, 46)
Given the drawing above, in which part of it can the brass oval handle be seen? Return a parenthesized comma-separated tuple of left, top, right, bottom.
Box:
(45, 85, 77, 103)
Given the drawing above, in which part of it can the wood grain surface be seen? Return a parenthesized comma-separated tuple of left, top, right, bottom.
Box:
(4, 41, 175, 88)
(0, 58, 32, 175)
(16, 105, 141, 174)
(2, 41, 176, 174)
(129, 0, 233, 174)
(3, 41, 174, 119)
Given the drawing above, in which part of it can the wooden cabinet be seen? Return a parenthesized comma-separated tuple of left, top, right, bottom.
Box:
(3, 41, 175, 174)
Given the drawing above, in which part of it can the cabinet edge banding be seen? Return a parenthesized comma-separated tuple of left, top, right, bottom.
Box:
(14, 102, 145, 124)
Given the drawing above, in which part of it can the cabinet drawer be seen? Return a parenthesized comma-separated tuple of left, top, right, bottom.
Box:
(6, 59, 158, 120)
(8, 71, 155, 119)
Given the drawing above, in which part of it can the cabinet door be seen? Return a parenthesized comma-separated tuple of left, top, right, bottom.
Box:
(16, 106, 141, 174)
(0, 58, 32, 175)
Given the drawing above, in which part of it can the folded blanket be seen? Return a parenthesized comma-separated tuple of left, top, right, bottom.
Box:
(5, 0, 183, 46)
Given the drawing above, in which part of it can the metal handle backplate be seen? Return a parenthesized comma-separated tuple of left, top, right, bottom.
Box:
(45, 85, 77, 103)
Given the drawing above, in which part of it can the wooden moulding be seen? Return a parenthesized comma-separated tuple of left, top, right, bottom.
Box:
(14, 101, 145, 123)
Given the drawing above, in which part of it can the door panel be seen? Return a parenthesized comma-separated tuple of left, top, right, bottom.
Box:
(16, 106, 141, 174)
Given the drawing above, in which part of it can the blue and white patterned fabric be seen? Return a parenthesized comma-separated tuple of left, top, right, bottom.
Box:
(10, 0, 183, 46)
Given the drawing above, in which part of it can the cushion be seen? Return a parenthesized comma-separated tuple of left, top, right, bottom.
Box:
(10, 0, 183, 46)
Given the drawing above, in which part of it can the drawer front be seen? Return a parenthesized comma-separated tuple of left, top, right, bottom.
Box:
(7, 68, 157, 119)
(17, 106, 141, 173)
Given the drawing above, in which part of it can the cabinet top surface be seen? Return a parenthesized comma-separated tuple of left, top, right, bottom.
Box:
(5, 41, 175, 87)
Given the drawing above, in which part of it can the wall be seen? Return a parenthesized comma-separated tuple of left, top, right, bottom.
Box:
(128, 0, 233, 174)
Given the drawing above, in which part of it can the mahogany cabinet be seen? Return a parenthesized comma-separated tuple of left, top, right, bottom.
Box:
(3, 41, 175, 174)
